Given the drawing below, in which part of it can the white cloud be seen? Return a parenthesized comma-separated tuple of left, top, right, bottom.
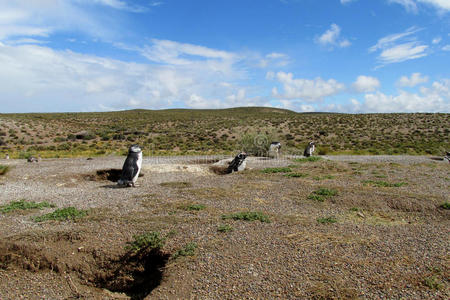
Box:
(369, 27, 421, 53)
(341, 0, 357, 4)
(417, 0, 450, 11)
(397, 72, 429, 87)
(316, 24, 351, 49)
(432, 37, 442, 44)
(350, 79, 450, 113)
(0, 41, 255, 112)
(378, 42, 428, 63)
(388, 0, 418, 13)
(442, 45, 450, 51)
(272, 72, 345, 101)
(258, 52, 290, 68)
(389, 0, 450, 12)
(352, 76, 381, 92)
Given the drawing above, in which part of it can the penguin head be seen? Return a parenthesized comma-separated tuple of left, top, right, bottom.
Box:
(237, 152, 247, 160)
(129, 144, 142, 153)
(309, 142, 315, 146)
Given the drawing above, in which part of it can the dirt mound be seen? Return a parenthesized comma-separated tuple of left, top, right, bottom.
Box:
(85, 169, 144, 182)
(0, 231, 169, 300)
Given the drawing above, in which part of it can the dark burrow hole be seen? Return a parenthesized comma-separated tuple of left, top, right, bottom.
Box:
(86, 169, 143, 182)
(94, 249, 170, 300)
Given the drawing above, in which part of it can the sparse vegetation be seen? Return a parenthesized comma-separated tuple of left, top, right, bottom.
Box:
(125, 231, 165, 252)
(0, 165, 9, 176)
(217, 224, 233, 232)
(181, 204, 206, 211)
(1, 109, 447, 157)
(284, 172, 308, 178)
(308, 188, 338, 202)
(317, 216, 338, 224)
(363, 180, 408, 187)
(294, 156, 322, 163)
(33, 207, 87, 222)
(261, 167, 292, 174)
(222, 211, 270, 223)
(0, 199, 55, 213)
(160, 181, 192, 188)
(173, 242, 197, 259)
(439, 202, 450, 210)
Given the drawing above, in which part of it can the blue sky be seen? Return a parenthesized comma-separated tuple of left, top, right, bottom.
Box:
(0, 0, 449, 113)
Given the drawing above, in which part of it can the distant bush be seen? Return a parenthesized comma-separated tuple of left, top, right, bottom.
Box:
(34, 207, 87, 222)
(222, 211, 270, 223)
(125, 231, 165, 252)
(239, 132, 276, 156)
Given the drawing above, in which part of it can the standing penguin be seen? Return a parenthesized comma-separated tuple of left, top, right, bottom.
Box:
(118, 144, 143, 187)
(227, 152, 247, 173)
(303, 142, 315, 157)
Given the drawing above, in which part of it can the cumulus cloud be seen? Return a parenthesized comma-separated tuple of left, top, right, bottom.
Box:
(397, 72, 429, 87)
(316, 24, 351, 49)
(388, 0, 418, 13)
(271, 72, 345, 101)
(0, 41, 258, 112)
(432, 37, 442, 44)
(340, 0, 357, 4)
(442, 45, 450, 51)
(350, 79, 450, 113)
(352, 76, 380, 92)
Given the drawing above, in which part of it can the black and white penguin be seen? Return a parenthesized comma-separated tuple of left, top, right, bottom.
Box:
(117, 144, 143, 187)
(445, 151, 450, 163)
(5, 154, 9, 159)
(27, 156, 38, 162)
(269, 142, 281, 158)
(227, 152, 247, 173)
(303, 142, 315, 157)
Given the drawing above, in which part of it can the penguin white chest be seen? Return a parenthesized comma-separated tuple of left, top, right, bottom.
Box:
(237, 159, 246, 171)
(132, 152, 143, 183)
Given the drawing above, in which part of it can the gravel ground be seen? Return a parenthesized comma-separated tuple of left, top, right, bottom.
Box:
(0, 155, 448, 299)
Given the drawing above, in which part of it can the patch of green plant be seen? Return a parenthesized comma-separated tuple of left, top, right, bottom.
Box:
(261, 167, 292, 174)
(1, 199, 55, 213)
(182, 204, 206, 211)
(349, 207, 359, 212)
(362, 180, 408, 187)
(0, 165, 9, 176)
(307, 194, 325, 202)
(222, 211, 270, 223)
(125, 231, 165, 252)
(423, 275, 443, 290)
(308, 188, 337, 202)
(217, 224, 233, 232)
(173, 242, 197, 259)
(317, 216, 338, 224)
(294, 156, 322, 163)
(160, 181, 192, 188)
(33, 207, 87, 222)
(439, 202, 450, 210)
(284, 172, 308, 178)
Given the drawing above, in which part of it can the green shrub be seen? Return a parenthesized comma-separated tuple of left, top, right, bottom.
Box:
(0, 165, 9, 176)
(294, 156, 322, 163)
(439, 202, 450, 210)
(261, 167, 292, 174)
(317, 216, 338, 224)
(239, 132, 275, 156)
(1, 199, 55, 213)
(34, 207, 87, 222)
(183, 204, 206, 211)
(222, 211, 270, 223)
(125, 231, 165, 252)
(284, 172, 308, 178)
(173, 242, 197, 258)
(217, 224, 233, 232)
(362, 180, 407, 187)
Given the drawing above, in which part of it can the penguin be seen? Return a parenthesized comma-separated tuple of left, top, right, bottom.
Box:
(227, 152, 247, 173)
(445, 151, 450, 163)
(5, 154, 9, 159)
(117, 144, 143, 187)
(303, 142, 315, 157)
(27, 156, 38, 162)
(269, 142, 281, 158)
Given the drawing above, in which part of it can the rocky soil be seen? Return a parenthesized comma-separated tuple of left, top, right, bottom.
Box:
(0, 155, 448, 299)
